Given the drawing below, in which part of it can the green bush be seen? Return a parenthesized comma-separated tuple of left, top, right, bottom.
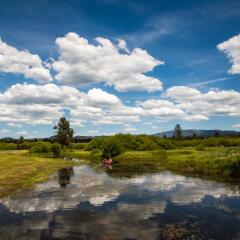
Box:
(84, 134, 240, 152)
(17, 141, 33, 150)
(72, 142, 87, 149)
(155, 138, 176, 149)
(200, 137, 240, 147)
(29, 141, 52, 153)
(134, 135, 158, 150)
(51, 143, 62, 158)
(102, 138, 124, 158)
(0, 143, 17, 150)
(112, 134, 140, 150)
(85, 137, 106, 150)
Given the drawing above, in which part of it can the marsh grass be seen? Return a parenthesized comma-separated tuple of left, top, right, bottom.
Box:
(0, 150, 77, 197)
(61, 147, 240, 180)
(108, 147, 240, 180)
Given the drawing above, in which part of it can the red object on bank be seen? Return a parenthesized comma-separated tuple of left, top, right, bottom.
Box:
(103, 158, 113, 165)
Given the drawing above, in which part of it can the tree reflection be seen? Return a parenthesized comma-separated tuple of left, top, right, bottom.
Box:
(58, 167, 74, 188)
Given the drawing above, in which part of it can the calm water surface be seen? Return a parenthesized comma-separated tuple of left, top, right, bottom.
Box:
(0, 165, 240, 240)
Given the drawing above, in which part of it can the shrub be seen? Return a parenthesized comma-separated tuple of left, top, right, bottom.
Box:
(113, 134, 140, 150)
(134, 135, 158, 150)
(0, 143, 17, 150)
(155, 138, 176, 149)
(85, 137, 106, 150)
(17, 141, 33, 150)
(72, 143, 87, 149)
(84, 134, 240, 152)
(51, 143, 62, 158)
(30, 141, 52, 153)
(101, 138, 124, 158)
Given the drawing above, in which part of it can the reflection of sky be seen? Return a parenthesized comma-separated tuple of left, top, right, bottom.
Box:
(0, 165, 239, 213)
(0, 165, 240, 239)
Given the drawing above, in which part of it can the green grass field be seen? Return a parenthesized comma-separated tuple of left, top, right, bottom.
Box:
(0, 150, 77, 197)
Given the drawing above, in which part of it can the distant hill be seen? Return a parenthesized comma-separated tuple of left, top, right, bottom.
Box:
(46, 135, 94, 142)
(0, 137, 16, 142)
(154, 129, 240, 138)
(74, 135, 94, 142)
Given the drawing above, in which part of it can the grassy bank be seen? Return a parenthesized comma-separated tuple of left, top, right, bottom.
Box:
(63, 147, 240, 180)
(0, 150, 77, 198)
(63, 149, 101, 162)
(1, 146, 239, 198)
(113, 147, 240, 180)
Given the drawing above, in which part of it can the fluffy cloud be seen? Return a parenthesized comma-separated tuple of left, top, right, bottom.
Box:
(117, 39, 130, 53)
(84, 88, 121, 106)
(16, 131, 28, 136)
(138, 97, 206, 122)
(0, 103, 62, 125)
(0, 34, 163, 92)
(217, 33, 240, 74)
(165, 86, 240, 118)
(52, 32, 164, 92)
(0, 83, 80, 125)
(138, 99, 184, 117)
(0, 82, 239, 128)
(0, 129, 11, 133)
(135, 86, 240, 123)
(166, 86, 201, 101)
(0, 33, 239, 132)
(70, 103, 142, 126)
(0, 38, 52, 82)
(0, 83, 142, 126)
(0, 83, 83, 125)
(0, 83, 83, 105)
(233, 124, 240, 128)
(70, 88, 143, 126)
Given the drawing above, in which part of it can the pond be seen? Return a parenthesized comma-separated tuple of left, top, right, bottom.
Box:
(0, 165, 240, 239)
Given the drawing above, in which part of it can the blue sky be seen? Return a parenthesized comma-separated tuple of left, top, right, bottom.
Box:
(0, 0, 240, 137)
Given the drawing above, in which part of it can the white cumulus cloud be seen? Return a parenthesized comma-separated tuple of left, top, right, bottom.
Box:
(85, 88, 121, 106)
(52, 32, 164, 92)
(138, 99, 185, 117)
(0, 83, 142, 126)
(0, 83, 83, 105)
(0, 38, 52, 82)
(217, 33, 240, 74)
(166, 86, 240, 118)
(0, 82, 239, 129)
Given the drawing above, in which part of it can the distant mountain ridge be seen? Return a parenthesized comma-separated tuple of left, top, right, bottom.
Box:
(154, 129, 240, 138)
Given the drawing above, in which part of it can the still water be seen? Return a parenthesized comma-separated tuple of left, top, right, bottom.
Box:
(0, 165, 240, 240)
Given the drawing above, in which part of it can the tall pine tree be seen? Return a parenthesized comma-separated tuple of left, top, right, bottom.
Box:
(54, 117, 74, 149)
(174, 124, 182, 139)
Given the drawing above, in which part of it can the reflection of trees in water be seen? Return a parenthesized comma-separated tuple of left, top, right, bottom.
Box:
(58, 167, 74, 188)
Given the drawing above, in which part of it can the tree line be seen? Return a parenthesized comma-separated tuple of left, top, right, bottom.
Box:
(0, 118, 240, 159)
